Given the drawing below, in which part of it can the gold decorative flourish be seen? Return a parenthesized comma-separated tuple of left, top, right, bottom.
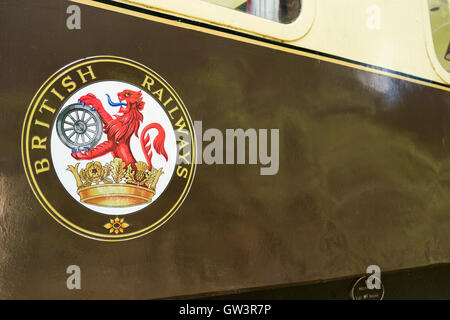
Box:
(67, 163, 83, 188)
(125, 162, 153, 186)
(104, 217, 130, 234)
(149, 168, 164, 190)
(79, 161, 112, 186)
(109, 158, 127, 183)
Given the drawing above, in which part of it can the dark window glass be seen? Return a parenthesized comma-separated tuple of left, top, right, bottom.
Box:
(203, 0, 302, 24)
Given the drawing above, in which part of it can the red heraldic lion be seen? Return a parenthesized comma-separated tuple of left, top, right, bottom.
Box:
(72, 89, 168, 168)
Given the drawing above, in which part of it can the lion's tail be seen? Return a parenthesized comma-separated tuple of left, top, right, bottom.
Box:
(140, 123, 168, 168)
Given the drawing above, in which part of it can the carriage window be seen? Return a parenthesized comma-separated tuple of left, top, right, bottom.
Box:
(202, 0, 302, 24)
(428, 0, 450, 72)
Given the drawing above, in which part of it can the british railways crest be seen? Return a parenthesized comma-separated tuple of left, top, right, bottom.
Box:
(21, 56, 196, 241)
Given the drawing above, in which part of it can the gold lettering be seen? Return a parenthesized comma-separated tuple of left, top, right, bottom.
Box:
(76, 65, 96, 83)
(152, 88, 163, 102)
(178, 152, 191, 164)
(177, 137, 190, 151)
(141, 75, 155, 91)
(31, 136, 47, 150)
(34, 158, 50, 174)
(62, 75, 77, 93)
(51, 88, 65, 101)
(163, 96, 173, 107)
(168, 106, 179, 120)
(34, 119, 50, 128)
(176, 165, 188, 179)
(39, 99, 56, 114)
(175, 117, 188, 135)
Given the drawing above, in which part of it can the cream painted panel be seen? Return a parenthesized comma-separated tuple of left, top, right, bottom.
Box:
(111, 0, 449, 85)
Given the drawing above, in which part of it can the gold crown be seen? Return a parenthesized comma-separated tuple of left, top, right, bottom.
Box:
(67, 158, 164, 207)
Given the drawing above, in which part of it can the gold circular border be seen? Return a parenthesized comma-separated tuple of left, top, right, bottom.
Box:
(21, 56, 197, 241)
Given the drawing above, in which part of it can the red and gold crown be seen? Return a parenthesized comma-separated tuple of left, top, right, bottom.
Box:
(67, 158, 163, 207)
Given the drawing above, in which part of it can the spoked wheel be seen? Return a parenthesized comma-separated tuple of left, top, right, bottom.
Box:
(56, 103, 103, 151)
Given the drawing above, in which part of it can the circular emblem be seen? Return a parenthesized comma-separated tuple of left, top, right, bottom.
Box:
(22, 56, 196, 241)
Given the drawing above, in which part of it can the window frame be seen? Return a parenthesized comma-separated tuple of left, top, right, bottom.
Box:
(115, 0, 316, 41)
(423, 0, 450, 84)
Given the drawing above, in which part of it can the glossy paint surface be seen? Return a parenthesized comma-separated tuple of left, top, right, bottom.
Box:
(0, 0, 449, 298)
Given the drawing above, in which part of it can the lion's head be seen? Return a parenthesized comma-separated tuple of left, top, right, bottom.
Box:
(116, 89, 144, 113)
(105, 89, 145, 142)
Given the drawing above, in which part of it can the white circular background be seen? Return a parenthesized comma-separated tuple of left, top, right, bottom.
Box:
(50, 81, 177, 215)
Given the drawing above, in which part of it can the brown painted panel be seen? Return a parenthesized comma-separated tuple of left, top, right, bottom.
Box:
(0, 0, 449, 299)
